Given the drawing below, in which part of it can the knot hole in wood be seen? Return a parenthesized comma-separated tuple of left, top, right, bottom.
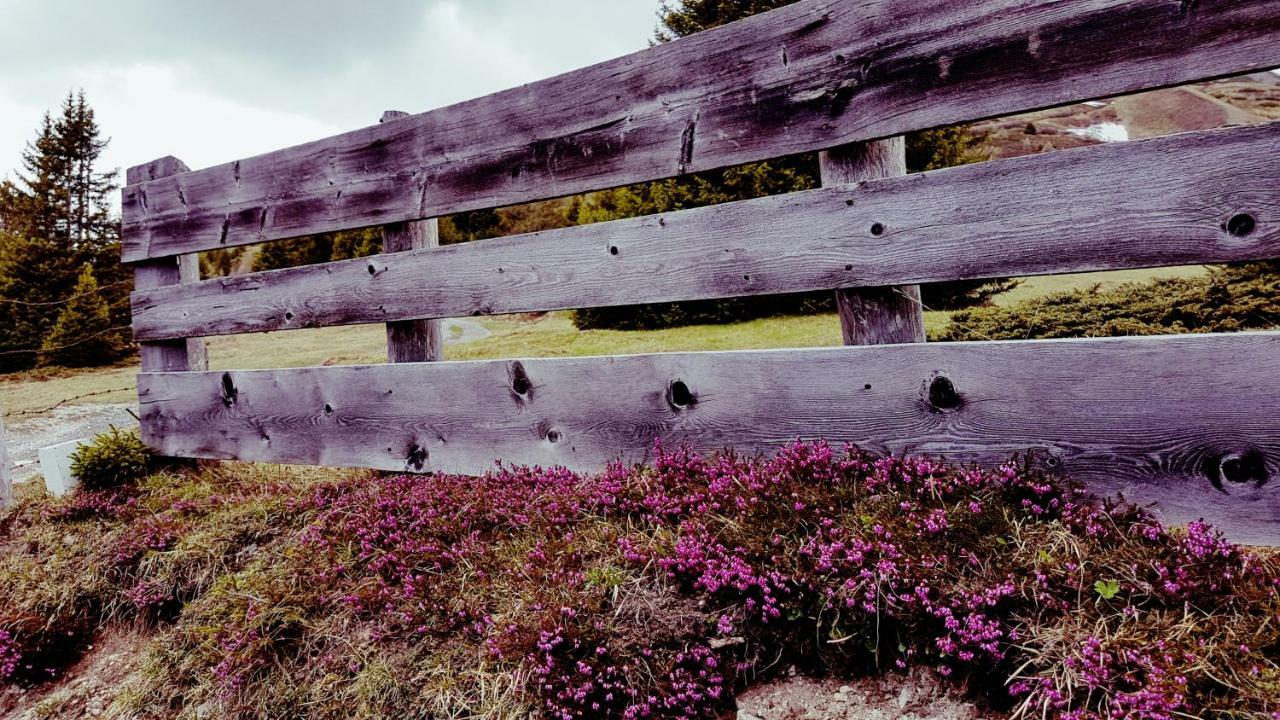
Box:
(509, 361, 533, 403)
(667, 379, 697, 411)
(1205, 449, 1268, 492)
(1225, 212, 1256, 238)
(406, 443, 429, 473)
(220, 373, 238, 407)
(926, 373, 962, 412)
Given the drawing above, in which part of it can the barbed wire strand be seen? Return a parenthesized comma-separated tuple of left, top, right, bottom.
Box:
(0, 325, 133, 358)
(2, 385, 137, 420)
(0, 279, 132, 307)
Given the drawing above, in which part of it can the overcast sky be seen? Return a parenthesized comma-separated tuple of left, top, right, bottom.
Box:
(0, 0, 658, 187)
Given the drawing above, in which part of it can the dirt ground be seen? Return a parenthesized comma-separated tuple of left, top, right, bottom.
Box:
(0, 641, 1002, 720)
(0, 630, 148, 720)
(736, 671, 1002, 720)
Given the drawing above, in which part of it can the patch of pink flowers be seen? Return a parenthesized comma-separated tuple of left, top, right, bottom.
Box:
(240, 440, 1278, 718)
(0, 630, 20, 681)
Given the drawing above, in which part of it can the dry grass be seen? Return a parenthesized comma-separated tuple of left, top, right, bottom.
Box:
(0, 444, 1274, 719)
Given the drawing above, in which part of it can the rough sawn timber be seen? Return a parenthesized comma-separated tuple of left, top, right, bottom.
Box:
(138, 332, 1280, 544)
(0, 414, 11, 509)
(380, 110, 444, 363)
(820, 137, 926, 346)
(120, 0, 1280, 261)
(129, 157, 208, 372)
(131, 122, 1280, 341)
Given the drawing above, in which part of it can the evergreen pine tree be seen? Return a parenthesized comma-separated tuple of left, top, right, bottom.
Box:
(38, 263, 123, 368)
(57, 91, 118, 258)
(0, 92, 125, 370)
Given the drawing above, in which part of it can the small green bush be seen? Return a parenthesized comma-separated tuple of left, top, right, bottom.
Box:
(941, 261, 1279, 341)
(69, 427, 151, 491)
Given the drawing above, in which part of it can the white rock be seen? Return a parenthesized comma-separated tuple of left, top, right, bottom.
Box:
(38, 438, 89, 496)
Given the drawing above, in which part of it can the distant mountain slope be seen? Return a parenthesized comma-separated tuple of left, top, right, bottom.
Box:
(975, 75, 1278, 160)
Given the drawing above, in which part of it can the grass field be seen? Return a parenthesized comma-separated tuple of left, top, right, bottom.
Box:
(0, 267, 1204, 420)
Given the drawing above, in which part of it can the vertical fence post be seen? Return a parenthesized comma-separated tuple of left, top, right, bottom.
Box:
(0, 412, 12, 509)
(128, 156, 209, 374)
(820, 139, 926, 346)
(380, 110, 443, 363)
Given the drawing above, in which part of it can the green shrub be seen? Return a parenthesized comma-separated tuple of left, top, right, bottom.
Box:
(571, 291, 835, 331)
(69, 427, 151, 491)
(941, 262, 1279, 341)
(37, 263, 125, 368)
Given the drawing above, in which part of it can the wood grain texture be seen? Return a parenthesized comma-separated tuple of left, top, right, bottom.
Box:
(0, 414, 12, 510)
(383, 220, 443, 362)
(132, 122, 1280, 341)
(132, 157, 208, 372)
(138, 332, 1280, 544)
(119, 0, 1280, 261)
(136, 255, 208, 372)
(821, 137, 926, 345)
(125, 155, 190, 185)
(380, 110, 444, 363)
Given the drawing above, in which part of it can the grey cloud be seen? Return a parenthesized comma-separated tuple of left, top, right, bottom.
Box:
(0, 0, 656, 126)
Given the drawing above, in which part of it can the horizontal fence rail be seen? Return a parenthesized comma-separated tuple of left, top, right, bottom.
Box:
(138, 333, 1280, 544)
(120, 0, 1280, 261)
(131, 122, 1280, 340)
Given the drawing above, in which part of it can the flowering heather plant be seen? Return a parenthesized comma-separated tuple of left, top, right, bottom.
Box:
(0, 630, 20, 681)
(230, 441, 1275, 719)
(40, 486, 140, 523)
(0, 445, 1276, 719)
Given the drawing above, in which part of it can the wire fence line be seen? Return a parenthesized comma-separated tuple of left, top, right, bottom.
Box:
(1, 385, 138, 420)
(0, 279, 132, 307)
(0, 324, 134, 358)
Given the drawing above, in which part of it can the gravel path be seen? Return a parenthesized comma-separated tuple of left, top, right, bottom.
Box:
(1, 320, 490, 486)
(5, 403, 138, 484)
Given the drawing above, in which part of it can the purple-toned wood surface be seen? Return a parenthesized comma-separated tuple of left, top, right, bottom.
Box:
(379, 110, 444, 364)
(0, 414, 12, 510)
(131, 123, 1280, 341)
(138, 332, 1280, 543)
(120, 0, 1280, 261)
(820, 137, 926, 346)
(130, 157, 207, 373)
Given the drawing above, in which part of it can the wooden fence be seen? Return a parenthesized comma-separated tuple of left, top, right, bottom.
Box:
(123, 0, 1280, 543)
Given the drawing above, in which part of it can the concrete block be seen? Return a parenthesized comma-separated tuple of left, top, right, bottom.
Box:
(38, 438, 89, 496)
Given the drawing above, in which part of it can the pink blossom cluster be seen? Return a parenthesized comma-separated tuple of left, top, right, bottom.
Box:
(42, 488, 139, 522)
(124, 579, 172, 614)
(0, 630, 20, 681)
(209, 440, 1278, 718)
(532, 630, 727, 720)
(109, 515, 183, 566)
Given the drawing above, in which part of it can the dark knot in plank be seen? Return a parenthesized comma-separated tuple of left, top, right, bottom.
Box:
(406, 443, 429, 473)
(220, 373, 238, 407)
(509, 361, 534, 405)
(1205, 449, 1268, 493)
(1226, 213, 1256, 238)
(667, 379, 697, 412)
(926, 373, 963, 412)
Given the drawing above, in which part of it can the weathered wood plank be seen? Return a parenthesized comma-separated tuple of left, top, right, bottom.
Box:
(383, 220, 443, 363)
(0, 413, 12, 509)
(132, 157, 208, 372)
(139, 332, 1280, 544)
(132, 122, 1280, 341)
(120, 0, 1280, 261)
(136, 256, 208, 371)
(380, 110, 444, 364)
(820, 137, 926, 346)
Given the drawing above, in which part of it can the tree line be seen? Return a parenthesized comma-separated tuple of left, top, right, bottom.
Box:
(0, 91, 129, 372)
